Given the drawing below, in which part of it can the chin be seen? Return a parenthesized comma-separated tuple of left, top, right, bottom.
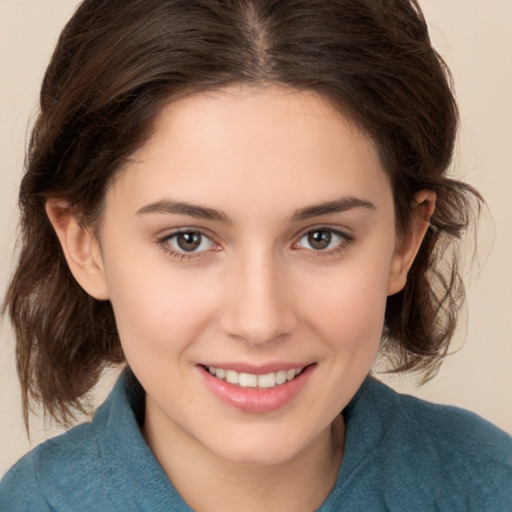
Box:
(219, 443, 303, 468)
(204, 424, 323, 468)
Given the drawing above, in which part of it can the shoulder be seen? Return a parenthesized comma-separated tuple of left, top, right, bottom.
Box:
(0, 421, 104, 512)
(0, 449, 50, 512)
(0, 371, 178, 511)
(393, 386, 512, 465)
(360, 377, 512, 454)
(0, 373, 134, 511)
(372, 379, 512, 508)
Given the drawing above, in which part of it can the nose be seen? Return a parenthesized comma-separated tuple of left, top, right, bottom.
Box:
(218, 250, 298, 346)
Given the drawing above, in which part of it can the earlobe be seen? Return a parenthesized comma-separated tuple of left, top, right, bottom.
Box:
(45, 199, 110, 300)
(387, 190, 436, 296)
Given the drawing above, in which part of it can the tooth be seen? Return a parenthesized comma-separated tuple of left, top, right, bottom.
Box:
(215, 368, 226, 379)
(258, 372, 276, 388)
(275, 370, 287, 385)
(226, 370, 239, 384)
(211, 367, 304, 387)
(239, 372, 258, 388)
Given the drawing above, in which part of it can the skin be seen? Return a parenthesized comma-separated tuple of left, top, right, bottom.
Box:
(48, 85, 434, 511)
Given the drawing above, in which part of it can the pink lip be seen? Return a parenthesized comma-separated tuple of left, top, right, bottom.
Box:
(198, 363, 315, 413)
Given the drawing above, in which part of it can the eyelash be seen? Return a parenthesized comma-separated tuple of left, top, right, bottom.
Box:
(157, 229, 219, 262)
(157, 227, 353, 262)
(293, 227, 353, 258)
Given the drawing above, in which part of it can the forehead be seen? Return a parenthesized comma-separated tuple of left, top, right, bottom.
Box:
(107, 85, 393, 221)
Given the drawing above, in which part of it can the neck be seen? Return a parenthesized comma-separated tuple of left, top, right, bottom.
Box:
(143, 405, 345, 512)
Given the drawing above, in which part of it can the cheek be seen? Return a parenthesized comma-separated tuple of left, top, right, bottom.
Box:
(317, 284, 386, 348)
(105, 261, 219, 359)
(296, 254, 392, 352)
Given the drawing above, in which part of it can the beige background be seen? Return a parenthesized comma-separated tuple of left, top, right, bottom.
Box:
(1, 0, 511, 476)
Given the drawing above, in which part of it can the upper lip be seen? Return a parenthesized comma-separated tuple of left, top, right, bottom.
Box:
(199, 362, 314, 375)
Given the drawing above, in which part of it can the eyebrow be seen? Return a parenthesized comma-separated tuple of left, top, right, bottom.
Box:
(136, 196, 376, 223)
(290, 196, 376, 221)
(137, 200, 231, 223)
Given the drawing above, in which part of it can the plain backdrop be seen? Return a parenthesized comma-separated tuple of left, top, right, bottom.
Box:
(1, 0, 511, 476)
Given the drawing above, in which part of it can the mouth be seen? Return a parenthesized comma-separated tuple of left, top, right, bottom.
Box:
(202, 365, 306, 390)
(199, 363, 315, 413)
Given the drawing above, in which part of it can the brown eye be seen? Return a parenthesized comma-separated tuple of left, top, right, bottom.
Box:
(159, 229, 217, 260)
(295, 227, 350, 252)
(307, 230, 332, 250)
(176, 231, 203, 252)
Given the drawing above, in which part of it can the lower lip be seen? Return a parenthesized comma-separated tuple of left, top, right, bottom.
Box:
(199, 364, 315, 413)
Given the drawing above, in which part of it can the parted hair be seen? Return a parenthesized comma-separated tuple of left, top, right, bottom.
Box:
(4, 0, 480, 426)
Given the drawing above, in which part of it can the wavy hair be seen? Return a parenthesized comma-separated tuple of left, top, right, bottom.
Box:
(3, 0, 481, 426)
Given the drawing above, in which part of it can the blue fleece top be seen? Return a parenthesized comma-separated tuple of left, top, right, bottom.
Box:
(1, 372, 511, 511)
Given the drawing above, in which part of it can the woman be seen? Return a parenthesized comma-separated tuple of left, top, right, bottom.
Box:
(1, 0, 511, 510)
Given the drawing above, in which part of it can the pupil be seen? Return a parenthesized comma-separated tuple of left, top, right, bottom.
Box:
(308, 230, 331, 250)
(177, 232, 202, 251)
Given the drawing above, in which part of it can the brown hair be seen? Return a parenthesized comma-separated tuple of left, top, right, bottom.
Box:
(3, 0, 481, 426)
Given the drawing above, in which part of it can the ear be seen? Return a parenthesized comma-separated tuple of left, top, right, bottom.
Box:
(46, 199, 109, 300)
(387, 190, 436, 296)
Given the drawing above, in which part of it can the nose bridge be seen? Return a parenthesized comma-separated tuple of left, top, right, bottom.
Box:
(219, 245, 297, 345)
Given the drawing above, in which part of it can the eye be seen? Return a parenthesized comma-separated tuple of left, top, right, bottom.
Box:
(294, 228, 350, 252)
(160, 230, 216, 255)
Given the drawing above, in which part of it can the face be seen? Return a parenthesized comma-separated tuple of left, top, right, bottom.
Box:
(83, 86, 419, 466)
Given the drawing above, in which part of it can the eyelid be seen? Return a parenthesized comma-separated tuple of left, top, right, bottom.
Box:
(293, 224, 352, 242)
(156, 227, 221, 260)
(155, 224, 354, 262)
(292, 225, 354, 254)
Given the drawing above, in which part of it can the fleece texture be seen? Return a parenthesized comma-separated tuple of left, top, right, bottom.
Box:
(1, 371, 511, 511)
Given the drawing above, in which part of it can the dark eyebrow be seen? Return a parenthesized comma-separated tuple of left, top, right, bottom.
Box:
(136, 200, 231, 223)
(291, 196, 376, 222)
(136, 196, 375, 224)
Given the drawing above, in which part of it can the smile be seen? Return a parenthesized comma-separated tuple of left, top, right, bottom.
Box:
(200, 363, 315, 412)
(205, 366, 304, 389)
